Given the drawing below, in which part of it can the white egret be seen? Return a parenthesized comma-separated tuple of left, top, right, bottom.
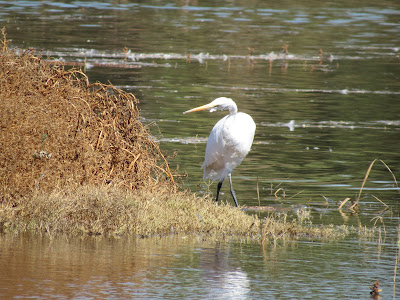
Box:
(183, 97, 256, 207)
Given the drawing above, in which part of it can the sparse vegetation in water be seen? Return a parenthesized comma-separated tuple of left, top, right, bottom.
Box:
(259, 209, 350, 247)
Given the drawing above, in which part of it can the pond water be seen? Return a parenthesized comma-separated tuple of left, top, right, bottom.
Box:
(1, 0, 400, 298)
(0, 232, 397, 299)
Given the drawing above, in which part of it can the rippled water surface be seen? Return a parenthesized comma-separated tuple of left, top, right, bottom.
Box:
(0, 232, 398, 299)
(1, 0, 400, 298)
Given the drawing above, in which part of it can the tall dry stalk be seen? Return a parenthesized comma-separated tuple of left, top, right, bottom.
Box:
(394, 224, 400, 299)
(256, 177, 260, 207)
(353, 159, 399, 211)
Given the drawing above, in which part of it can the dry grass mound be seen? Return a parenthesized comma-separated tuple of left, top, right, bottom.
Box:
(0, 32, 174, 202)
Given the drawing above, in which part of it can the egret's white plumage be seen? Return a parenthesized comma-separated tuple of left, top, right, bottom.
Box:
(183, 97, 256, 206)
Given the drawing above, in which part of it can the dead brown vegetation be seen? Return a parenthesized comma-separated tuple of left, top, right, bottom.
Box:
(0, 30, 174, 202)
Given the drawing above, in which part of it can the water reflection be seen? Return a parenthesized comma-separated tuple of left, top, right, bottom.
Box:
(197, 245, 251, 298)
(0, 232, 397, 298)
(0, 234, 253, 298)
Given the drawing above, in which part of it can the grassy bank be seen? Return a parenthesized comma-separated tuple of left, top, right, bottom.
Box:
(1, 184, 357, 242)
(0, 185, 259, 237)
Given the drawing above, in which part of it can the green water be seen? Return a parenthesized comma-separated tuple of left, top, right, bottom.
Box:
(1, 0, 400, 298)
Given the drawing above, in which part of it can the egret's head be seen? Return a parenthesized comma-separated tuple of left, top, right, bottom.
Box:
(183, 97, 238, 115)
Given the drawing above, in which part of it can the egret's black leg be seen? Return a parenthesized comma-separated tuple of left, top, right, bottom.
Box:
(228, 173, 239, 207)
(216, 180, 223, 203)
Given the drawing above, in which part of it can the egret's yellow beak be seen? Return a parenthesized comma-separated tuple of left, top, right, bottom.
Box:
(183, 103, 216, 114)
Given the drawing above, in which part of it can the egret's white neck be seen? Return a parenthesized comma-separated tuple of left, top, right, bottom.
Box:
(228, 102, 238, 115)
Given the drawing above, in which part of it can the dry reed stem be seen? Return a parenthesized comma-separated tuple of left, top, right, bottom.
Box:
(356, 159, 399, 206)
(336, 159, 398, 213)
(307, 195, 330, 207)
(256, 177, 260, 207)
(1, 27, 9, 53)
(338, 197, 352, 210)
(394, 225, 400, 299)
